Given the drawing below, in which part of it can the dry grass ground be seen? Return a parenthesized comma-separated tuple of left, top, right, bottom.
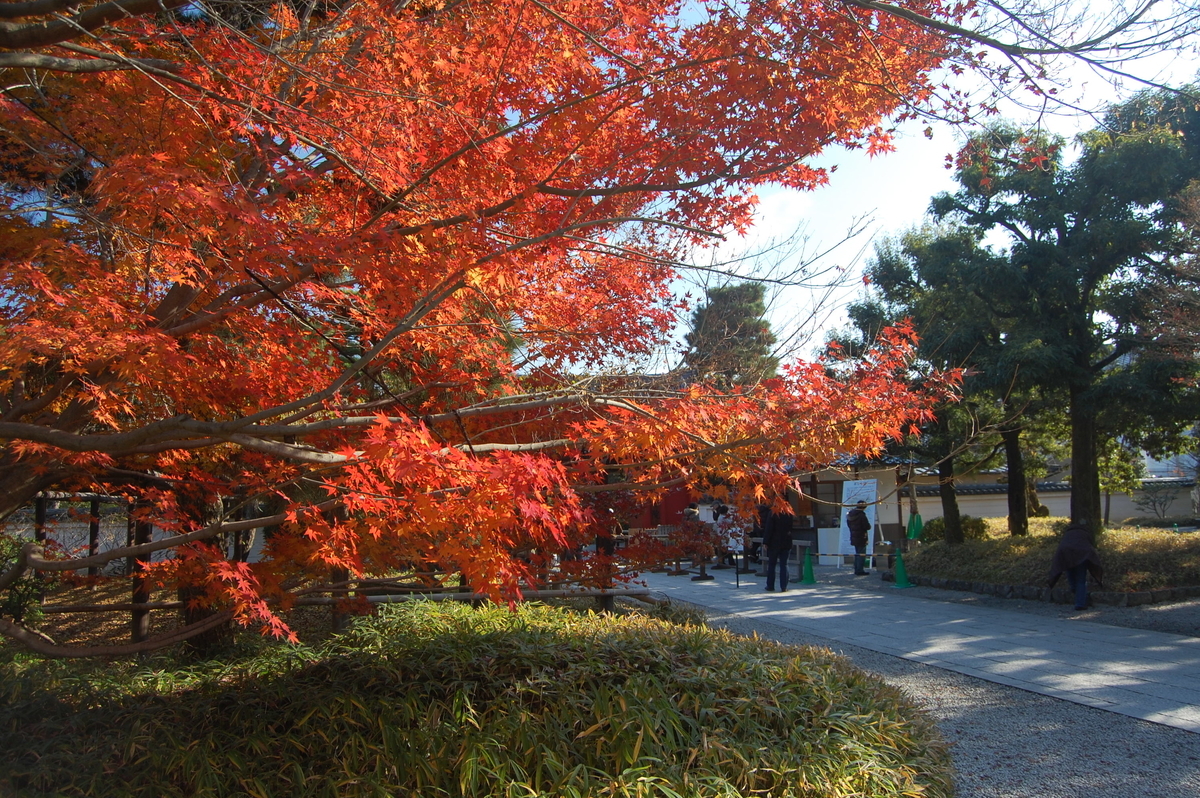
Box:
(906, 517, 1200, 592)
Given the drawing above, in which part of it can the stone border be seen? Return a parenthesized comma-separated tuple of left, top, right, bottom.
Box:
(880, 571, 1200, 607)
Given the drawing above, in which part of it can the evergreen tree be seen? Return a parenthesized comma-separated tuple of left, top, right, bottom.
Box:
(926, 95, 1200, 531)
(682, 283, 778, 386)
(846, 229, 1014, 542)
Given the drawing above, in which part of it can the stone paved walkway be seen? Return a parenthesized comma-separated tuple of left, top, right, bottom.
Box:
(640, 565, 1200, 734)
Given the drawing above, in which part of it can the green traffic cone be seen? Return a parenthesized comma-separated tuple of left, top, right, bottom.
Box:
(800, 547, 816, 585)
(892, 548, 912, 589)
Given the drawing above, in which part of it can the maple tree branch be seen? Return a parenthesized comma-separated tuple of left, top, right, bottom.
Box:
(0, 386, 780, 466)
(575, 475, 689, 494)
(240, 398, 593, 438)
(162, 265, 317, 336)
(536, 162, 795, 198)
(444, 439, 574, 455)
(0, 1, 86, 19)
(0, 376, 607, 462)
(0, 50, 173, 70)
(225, 433, 353, 464)
(2, 373, 75, 422)
(0, 0, 190, 49)
(363, 51, 741, 228)
(217, 206, 654, 434)
(0, 415, 195, 452)
(524, 0, 643, 73)
(0, 541, 38, 593)
(233, 275, 472, 429)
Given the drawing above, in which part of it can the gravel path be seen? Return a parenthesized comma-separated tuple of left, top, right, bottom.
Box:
(698, 572, 1200, 798)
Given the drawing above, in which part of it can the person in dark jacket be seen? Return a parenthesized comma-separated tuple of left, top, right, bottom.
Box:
(761, 506, 794, 592)
(846, 500, 872, 575)
(750, 503, 771, 564)
(1048, 522, 1104, 611)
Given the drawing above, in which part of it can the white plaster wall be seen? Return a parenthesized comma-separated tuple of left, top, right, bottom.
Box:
(913, 486, 1192, 524)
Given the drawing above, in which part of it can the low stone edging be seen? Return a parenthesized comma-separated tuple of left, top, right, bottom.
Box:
(879, 571, 1200, 607)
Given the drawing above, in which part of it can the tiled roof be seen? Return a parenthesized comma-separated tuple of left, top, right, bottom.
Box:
(915, 481, 1072, 497)
(829, 453, 914, 467)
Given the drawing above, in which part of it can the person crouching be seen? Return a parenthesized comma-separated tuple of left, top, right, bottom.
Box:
(1049, 522, 1104, 611)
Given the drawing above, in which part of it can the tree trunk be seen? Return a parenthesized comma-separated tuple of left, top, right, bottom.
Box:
(1002, 426, 1028, 536)
(1070, 389, 1103, 532)
(1026, 477, 1049, 516)
(938, 456, 964, 545)
(178, 496, 234, 657)
(179, 583, 234, 657)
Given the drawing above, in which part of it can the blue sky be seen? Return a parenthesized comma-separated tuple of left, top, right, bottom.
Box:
(716, 59, 1200, 360)
(655, 8, 1200, 370)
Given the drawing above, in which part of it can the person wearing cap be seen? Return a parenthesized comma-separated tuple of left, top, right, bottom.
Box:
(846, 500, 872, 575)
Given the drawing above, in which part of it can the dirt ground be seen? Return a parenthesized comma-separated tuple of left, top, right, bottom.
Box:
(13, 578, 338, 653)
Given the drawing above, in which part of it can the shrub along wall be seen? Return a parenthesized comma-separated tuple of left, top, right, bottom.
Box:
(1, 601, 953, 798)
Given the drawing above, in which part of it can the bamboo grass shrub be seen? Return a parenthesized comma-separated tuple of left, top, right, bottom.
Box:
(1, 602, 953, 798)
(906, 517, 1200, 591)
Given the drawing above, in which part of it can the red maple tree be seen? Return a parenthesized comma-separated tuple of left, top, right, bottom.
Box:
(0, 0, 961, 654)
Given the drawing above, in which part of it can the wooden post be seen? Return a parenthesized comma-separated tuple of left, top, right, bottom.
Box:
(130, 513, 153, 643)
(125, 502, 135, 577)
(232, 503, 248, 563)
(595, 528, 616, 613)
(88, 498, 101, 579)
(33, 495, 47, 601)
(33, 495, 47, 543)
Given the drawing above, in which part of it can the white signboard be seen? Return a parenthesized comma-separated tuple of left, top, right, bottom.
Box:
(838, 479, 878, 556)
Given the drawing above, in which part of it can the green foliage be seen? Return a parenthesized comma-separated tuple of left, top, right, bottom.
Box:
(853, 92, 1200, 532)
(907, 517, 1200, 591)
(0, 602, 953, 798)
(683, 282, 778, 386)
(926, 103, 1200, 528)
(1132, 482, 1181, 519)
(1098, 438, 1146, 498)
(0, 533, 55, 625)
(918, 515, 988, 543)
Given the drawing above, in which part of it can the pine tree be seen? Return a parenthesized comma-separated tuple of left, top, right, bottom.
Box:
(682, 283, 779, 387)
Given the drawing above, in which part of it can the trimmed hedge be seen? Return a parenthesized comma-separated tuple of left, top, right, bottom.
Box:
(1, 602, 953, 798)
